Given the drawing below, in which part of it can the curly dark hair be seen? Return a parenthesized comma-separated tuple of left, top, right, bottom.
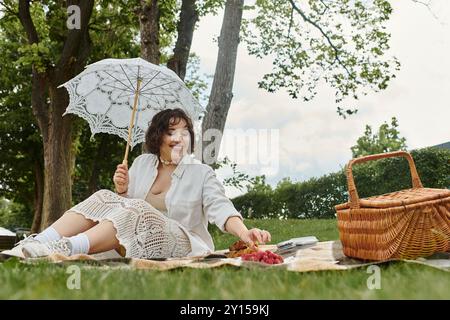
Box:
(144, 108, 195, 156)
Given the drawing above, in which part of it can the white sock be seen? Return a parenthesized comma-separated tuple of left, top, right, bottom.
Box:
(67, 233, 90, 255)
(35, 227, 61, 243)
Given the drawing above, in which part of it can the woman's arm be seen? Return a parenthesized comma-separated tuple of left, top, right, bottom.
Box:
(202, 167, 272, 247)
(224, 216, 271, 248)
(224, 216, 248, 238)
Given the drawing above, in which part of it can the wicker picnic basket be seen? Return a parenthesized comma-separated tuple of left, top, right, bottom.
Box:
(335, 151, 450, 261)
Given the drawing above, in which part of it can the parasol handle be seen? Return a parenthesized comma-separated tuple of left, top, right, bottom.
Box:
(123, 78, 142, 166)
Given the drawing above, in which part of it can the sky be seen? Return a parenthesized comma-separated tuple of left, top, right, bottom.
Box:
(190, 0, 450, 198)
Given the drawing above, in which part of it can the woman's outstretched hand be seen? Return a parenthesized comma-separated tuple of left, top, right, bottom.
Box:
(113, 163, 129, 194)
(239, 228, 271, 249)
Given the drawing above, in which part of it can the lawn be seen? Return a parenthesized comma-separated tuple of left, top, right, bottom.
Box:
(0, 219, 449, 299)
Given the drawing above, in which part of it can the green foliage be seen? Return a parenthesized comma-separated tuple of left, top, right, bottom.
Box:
(17, 43, 52, 73)
(72, 131, 142, 205)
(210, 156, 255, 191)
(87, 0, 141, 62)
(0, 9, 41, 214)
(0, 198, 32, 230)
(13, 2, 60, 72)
(159, 0, 179, 54)
(184, 53, 212, 106)
(0, 0, 143, 216)
(196, 0, 226, 17)
(353, 147, 450, 197)
(351, 117, 407, 157)
(232, 175, 275, 218)
(242, 0, 400, 115)
(232, 147, 450, 219)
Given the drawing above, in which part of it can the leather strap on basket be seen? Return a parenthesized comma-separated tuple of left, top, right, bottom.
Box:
(346, 151, 423, 209)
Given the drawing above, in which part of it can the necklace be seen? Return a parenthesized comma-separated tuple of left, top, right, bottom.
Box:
(159, 156, 174, 166)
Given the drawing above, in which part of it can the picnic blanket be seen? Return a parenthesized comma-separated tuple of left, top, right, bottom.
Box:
(16, 240, 450, 272)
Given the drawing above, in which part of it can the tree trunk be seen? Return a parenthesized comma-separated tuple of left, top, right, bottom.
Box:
(31, 158, 44, 233)
(29, 71, 48, 232)
(201, 0, 244, 163)
(167, 0, 199, 80)
(139, 0, 161, 64)
(40, 85, 75, 228)
(18, 0, 95, 229)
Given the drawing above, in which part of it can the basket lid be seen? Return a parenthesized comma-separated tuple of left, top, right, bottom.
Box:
(335, 187, 450, 210)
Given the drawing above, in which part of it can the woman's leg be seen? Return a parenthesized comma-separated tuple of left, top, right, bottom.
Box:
(83, 220, 121, 254)
(22, 219, 120, 258)
(50, 211, 99, 237)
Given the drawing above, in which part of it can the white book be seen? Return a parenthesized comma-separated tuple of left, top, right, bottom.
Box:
(276, 236, 318, 249)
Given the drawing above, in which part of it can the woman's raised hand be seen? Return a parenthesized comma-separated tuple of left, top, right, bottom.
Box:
(113, 163, 129, 194)
(239, 228, 272, 249)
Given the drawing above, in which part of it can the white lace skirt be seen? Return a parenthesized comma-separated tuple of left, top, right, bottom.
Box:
(69, 189, 192, 259)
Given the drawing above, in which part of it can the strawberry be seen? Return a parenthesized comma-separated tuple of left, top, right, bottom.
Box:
(240, 250, 284, 265)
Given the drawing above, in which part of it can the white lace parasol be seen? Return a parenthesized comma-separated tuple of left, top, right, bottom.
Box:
(59, 58, 204, 163)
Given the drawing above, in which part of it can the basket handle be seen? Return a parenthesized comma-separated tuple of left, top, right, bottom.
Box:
(346, 151, 423, 209)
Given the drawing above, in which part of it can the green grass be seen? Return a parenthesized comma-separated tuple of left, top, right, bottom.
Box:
(1, 219, 449, 299)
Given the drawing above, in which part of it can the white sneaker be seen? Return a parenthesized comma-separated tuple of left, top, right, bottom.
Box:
(22, 237, 72, 258)
(0, 234, 39, 259)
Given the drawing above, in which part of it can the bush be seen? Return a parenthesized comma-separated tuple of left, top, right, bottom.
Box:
(0, 198, 32, 230)
(231, 147, 450, 219)
(231, 176, 277, 219)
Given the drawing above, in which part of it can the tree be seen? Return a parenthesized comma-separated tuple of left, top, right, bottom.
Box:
(167, 0, 198, 79)
(200, 0, 401, 164)
(242, 0, 400, 116)
(0, 0, 142, 230)
(201, 0, 244, 163)
(137, 0, 181, 64)
(138, 0, 161, 64)
(166, 0, 224, 79)
(140, 0, 243, 165)
(14, 0, 95, 229)
(351, 117, 407, 158)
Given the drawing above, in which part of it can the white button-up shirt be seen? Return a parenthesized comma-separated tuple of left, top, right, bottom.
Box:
(127, 152, 244, 256)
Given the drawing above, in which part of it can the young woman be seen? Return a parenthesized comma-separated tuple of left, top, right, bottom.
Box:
(11, 108, 271, 259)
